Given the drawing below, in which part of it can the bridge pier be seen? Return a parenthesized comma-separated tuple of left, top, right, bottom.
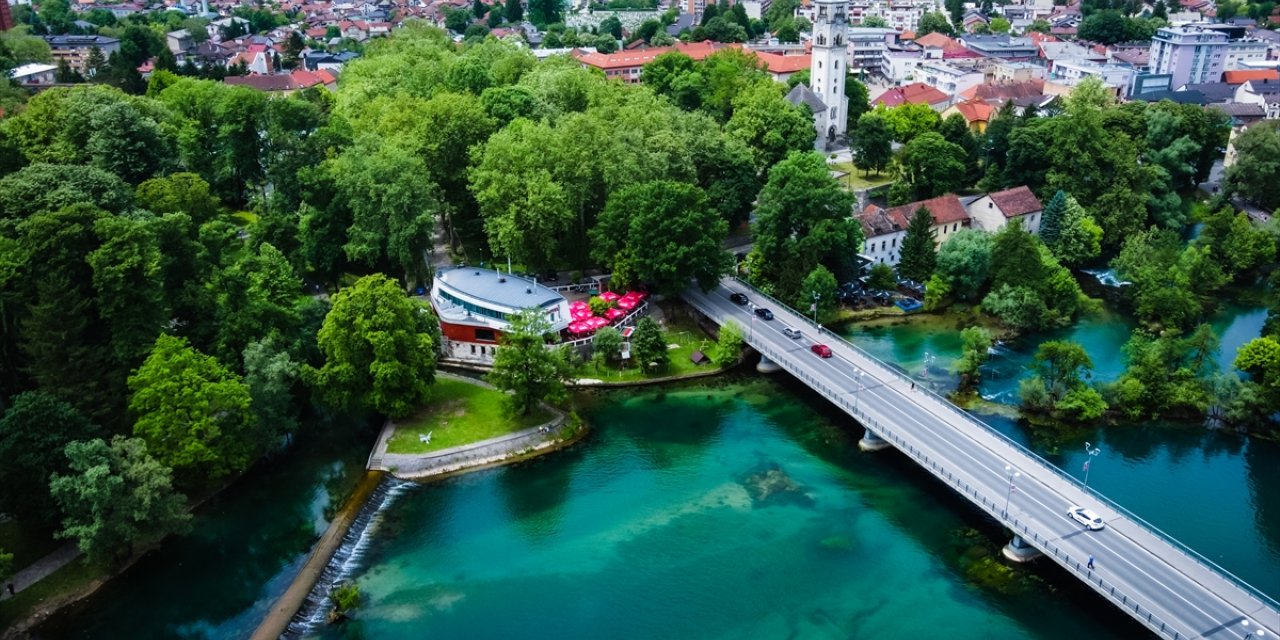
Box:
(858, 429, 892, 452)
(756, 355, 783, 373)
(1001, 534, 1043, 563)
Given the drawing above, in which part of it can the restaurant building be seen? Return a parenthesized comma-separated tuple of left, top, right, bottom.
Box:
(430, 266, 571, 364)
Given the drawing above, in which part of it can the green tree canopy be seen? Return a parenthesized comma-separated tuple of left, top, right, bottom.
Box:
(0, 392, 100, 527)
(891, 132, 967, 203)
(592, 180, 730, 296)
(128, 334, 256, 485)
(50, 436, 190, 565)
(486, 309, 573, 415)
(725, 81, 815, 171)
(853, 112, 893, 176)
(897, 206, 938, 283)
(631, 316, 669, 372)
(1224, 121, 1280, 210)
(935, 229, 993, 300)
(305, 274, 438, 418)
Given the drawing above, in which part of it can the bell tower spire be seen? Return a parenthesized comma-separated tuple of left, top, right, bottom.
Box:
(809, 0, 849, 141)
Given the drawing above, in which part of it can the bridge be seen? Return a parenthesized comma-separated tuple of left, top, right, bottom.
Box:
(684, 278, 1280, 639)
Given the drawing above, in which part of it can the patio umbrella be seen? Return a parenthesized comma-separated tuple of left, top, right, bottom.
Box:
(616, 298, 636, 310)
(606, 308, 625, 320)
(600, 291, 621, 302)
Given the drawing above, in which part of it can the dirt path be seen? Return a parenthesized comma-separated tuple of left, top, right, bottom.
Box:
(248, 471, 385, 640)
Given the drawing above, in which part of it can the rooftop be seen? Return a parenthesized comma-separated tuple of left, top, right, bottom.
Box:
(436, 267, 565, 310)
(1226, 69, 1280, 85)
(883, 193, 970, 227)
(873, 82, 949, 107)
(988, 186, 1043, 218)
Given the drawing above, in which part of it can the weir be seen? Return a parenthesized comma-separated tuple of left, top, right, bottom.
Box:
(686, 277, 1280, 640)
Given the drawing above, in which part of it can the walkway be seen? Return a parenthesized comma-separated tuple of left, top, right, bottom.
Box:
(368, 415, 566, 480)
(0, 543, 80, 602)
(685, 277, 1280, 640)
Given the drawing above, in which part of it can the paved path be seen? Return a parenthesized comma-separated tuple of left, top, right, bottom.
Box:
(0, 543, 80, 602)
(370, 417, 565, 479)
(686, 278, 1280, 640)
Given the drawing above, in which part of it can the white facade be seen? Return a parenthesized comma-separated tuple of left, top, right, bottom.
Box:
(965, 196, 1042, 234)
(1052, 60, 1135, 97)
(1225, 39, 1269, 72)
(1149, 25, 1228, 89)
(920, 61, 984, 96)
(811, 0, 850, 139)
(862, 230, 907, 265)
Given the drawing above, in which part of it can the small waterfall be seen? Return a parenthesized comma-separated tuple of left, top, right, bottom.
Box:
(283, 477, 415, 639)
(1080, 268, 1131, 288)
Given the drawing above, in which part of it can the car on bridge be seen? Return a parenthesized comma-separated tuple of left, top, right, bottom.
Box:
(754, 307, 774, 320)
(810, 344, 833, 358)
(729, 292, 749, 305)
(1067, 505, 1105, 531)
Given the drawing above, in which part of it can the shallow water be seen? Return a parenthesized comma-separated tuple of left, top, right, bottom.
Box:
(309, 381, 1149, 640)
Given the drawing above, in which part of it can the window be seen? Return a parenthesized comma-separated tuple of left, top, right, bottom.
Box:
(438, 289, 507, 322)
(835, 60, 840, 69)
(475, 328, 497, 342)
(891, 238, 896, 247)
(470, 344, 476, 354)
(818, 61, 823, 68)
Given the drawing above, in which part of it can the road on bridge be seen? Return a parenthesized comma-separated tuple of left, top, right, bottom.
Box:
(686, 279, 1279, 640)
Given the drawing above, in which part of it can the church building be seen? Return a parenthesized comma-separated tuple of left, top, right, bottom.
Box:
(785, 0, 850, 148)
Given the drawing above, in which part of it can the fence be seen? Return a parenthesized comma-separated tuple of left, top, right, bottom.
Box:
(721, 277, 1280, 614)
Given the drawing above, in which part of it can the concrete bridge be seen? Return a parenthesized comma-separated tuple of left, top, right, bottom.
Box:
(685, 278, 1280, 639)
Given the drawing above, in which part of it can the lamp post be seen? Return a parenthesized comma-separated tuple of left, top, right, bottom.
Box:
(854, 369, 865, 409)
(1082, 442, 1101, 492)
(1242, 619, 1267, 639)
(811, 292, 821, 326)
(1003, 465, 1021, 519)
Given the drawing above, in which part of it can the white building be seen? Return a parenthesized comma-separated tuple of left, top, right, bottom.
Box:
(1225, 39, 1269, 72)
(964, 186, 1044, 234)
(1051, 60, 1135, 97)
(1149, 25, 1228, 89)
(919, 61, 984, 96)
(846, 27, 898, 77)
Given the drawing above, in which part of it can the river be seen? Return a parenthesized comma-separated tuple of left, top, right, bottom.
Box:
(36, 301, 1279, 638)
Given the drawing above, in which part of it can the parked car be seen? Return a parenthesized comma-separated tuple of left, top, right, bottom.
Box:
(754, 307, 774, 320)
(730, 292, 749, 305)
(810, 343, 833, 358)
(1066, 505, 1105, 531)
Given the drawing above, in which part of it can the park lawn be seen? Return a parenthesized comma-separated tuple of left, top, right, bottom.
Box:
(385, 378, 554, 455)
(0, 556, 98, 629)
(577, 317, 720, 382)
(829, 161, 893, 191)
(0, 521, 60, 569)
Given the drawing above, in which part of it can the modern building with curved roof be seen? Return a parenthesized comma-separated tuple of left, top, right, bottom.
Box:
(430, 266, 570, 363)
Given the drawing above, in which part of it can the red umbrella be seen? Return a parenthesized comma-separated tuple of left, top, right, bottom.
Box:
(599, 291, 621, 302)
(616, 298, 636, 310)
(606, 308, 625, 320)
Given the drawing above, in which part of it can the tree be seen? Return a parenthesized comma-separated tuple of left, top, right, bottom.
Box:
(753, 152, 861, 296)
(990, 17, 1011, 33)
(798, 265, 838, 319)
(243, 338, 302, 454)
(897, 206, 938, 283)
(0, 392, 100, 527)
(867, 262, 898, 291)
(591, 181, 730, 296)
(600, 15, 623, 39)
(935, 229, 993, 300)
(1153, 0, 1168, 20)
(845, 76, 871, 129)
(853, 112, 893, 175)
(946, 0, 964, 25)
(591, 326, 623, 370)
(1038, 190, 1067, 249)
(1078, 10, 1129, 44)
(862, 15, 888, 27)
(990, 219, 1045, 291)
(305, 275, 438, 418)
(486, 310, 572, 415)
(917, 11, 955, 36)
(1224, 121, 1280, 210)
(879, 103, 941, 143)
(0, 163, 133, 222)
(631, 316, 669, 372)
(505, 0, 523, 22)
(1027, 19, 1051, 32)
(49, 436, 190, 565)
(892, 132, 967, 203)
(136, 173, 220, 224)
(726, 81, 815, 170)
(1051, 195, 1103, 267)
(527, 0, 560, 25)
(594, 33, 619, 53)
(711, 319, 744, 365)
(955, 326, 993, 388)
(128, 334, 255, 485)
(445, 7, 472, 33)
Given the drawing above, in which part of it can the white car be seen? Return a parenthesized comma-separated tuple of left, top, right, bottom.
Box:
(1067, 505, 1105, 531)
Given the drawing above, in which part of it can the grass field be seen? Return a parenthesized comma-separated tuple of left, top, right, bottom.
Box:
(0, 557, 98, 629)
(576, 315, 719, 382)
(829, 162, 894, 191)
(386, 378, 554, 455)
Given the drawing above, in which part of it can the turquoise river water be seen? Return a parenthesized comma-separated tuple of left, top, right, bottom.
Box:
(36, 298, 1280, 639)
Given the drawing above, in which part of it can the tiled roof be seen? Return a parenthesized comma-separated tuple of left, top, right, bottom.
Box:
(873, 82, 949, 107)
(786, 83, 827, 113)
(856, 204, 910, 238)
(575, 41, 731, 70)
(959, 78, 1046, 102)
(988, 186, 1042, 218)
(952, 99, 995, 122)
(755, 51, 811, 74)
(884, 193, 970, 226)
(1224, 69, 1279, 85)
(915, 31, 956, 49)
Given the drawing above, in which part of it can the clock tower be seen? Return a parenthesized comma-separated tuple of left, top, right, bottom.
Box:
(809, 0, 849, 141)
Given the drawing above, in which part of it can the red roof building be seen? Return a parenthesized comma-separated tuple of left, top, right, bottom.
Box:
(872, 82, 951, 110)
(575, 41, 733, 83)
(1224, 69, 1280, 85)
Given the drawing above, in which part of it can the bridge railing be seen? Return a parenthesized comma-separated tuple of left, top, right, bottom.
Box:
(736, 334, 1189, 640)
(719, 277, 1280, 613)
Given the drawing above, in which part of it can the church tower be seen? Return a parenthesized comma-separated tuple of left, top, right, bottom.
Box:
(809, 0, 849, 141)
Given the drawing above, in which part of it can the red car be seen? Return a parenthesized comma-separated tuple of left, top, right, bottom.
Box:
(810, 344, 833, 358)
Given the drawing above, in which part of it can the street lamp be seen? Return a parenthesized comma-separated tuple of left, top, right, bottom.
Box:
(1082, 442, 1101, 492)
(1003, 465, 1021, 519)
(811, 292, 821, 326)
(1242, 619, 1267, 639)
(854, 369, 865, 408)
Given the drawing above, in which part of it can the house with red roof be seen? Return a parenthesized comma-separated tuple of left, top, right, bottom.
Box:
(872, 82, 951, 111)
(1224, 69, 1280, 85)
(755, 51, 811, 82)
(224, 68, 338, 94)
(965, 186, 1044, 234)
(858, 194, 972, 267)
(575, 41, 733, 84)
(941, 99, 995, 132)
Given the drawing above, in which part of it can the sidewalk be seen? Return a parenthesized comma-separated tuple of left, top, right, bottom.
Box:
(0, 543, 80, 603)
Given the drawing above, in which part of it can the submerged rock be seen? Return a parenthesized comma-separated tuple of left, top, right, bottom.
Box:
(742, 465, 811, 507)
